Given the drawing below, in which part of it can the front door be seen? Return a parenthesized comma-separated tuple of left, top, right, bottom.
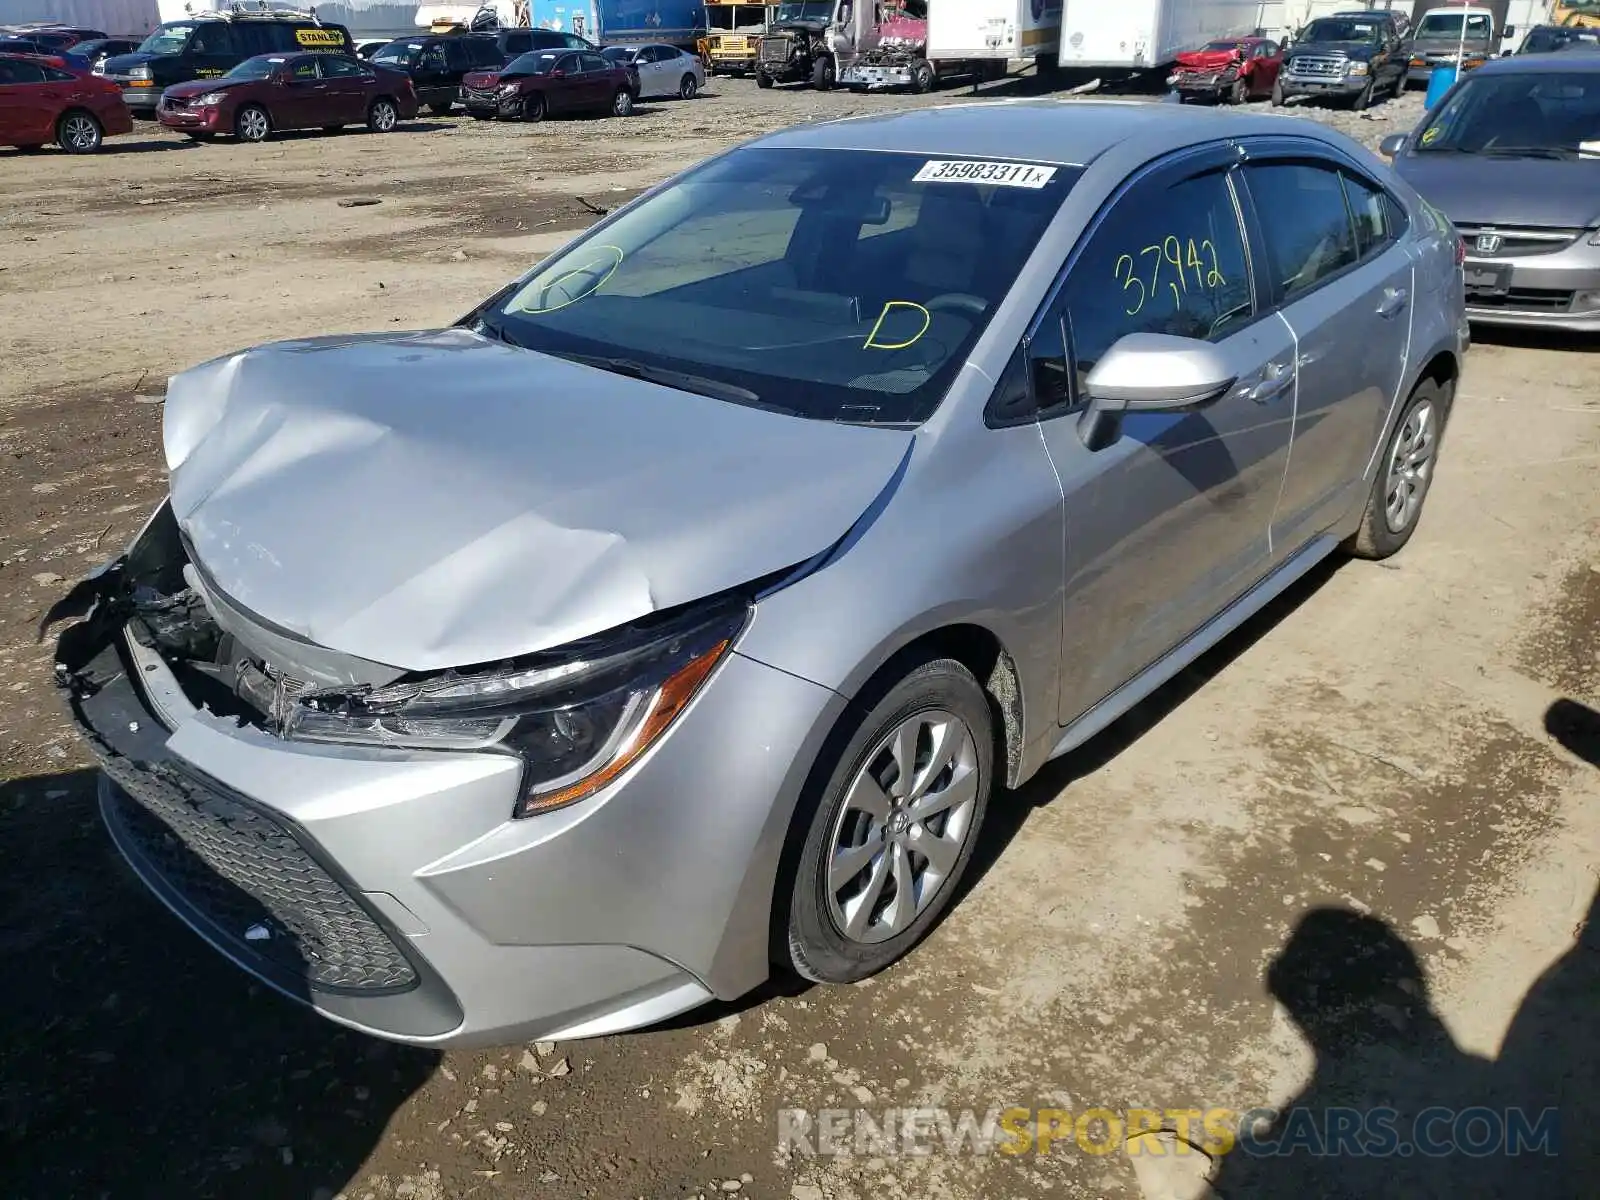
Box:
(186, 21, 238, 81)
(0, 59, 52, 144)
(1032, 150, 1298, 723)
(577, 50, 614, 110)
(277, 54, 326, 128)
(1237, 148, 1415, 552)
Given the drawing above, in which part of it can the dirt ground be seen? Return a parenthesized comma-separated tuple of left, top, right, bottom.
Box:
(2, 75, 1597, 1200)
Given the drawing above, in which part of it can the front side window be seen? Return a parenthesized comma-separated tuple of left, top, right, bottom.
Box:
(1412, 70, 1600, 158)
(1043, 169, 1252, 408)
(579, 52, 609, 72)
(1245, 162, 1358, 301)
(483, 147, 1078, 424)
(373, 38, 421, 65)
(289, 56, 318, 80)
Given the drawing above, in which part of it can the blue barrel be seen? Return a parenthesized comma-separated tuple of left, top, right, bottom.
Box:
(1425, 64, 1459, 108)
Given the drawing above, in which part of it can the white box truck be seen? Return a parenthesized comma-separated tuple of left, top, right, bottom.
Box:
(839, 0, 1061, 92)
(1057, 0, 1260, 71)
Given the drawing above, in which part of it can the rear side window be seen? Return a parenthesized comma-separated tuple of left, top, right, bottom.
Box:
(320, 55, 367, 77)
(1341, 171, 1393, 259)
(1244, 162, 1357, 300)
(0, 60, 46, 83)
(1043, 169, 1254, 407)
(504, 31, 532, 54)
(466, 36, 499, 66)
(233, 25, 274, 55)
(444, 39, 471, 69)
(579, 51, 608, 72)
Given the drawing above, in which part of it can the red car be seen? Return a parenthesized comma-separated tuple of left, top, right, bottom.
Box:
(1169, 36, 1284, 105)
(462, 47, 636, 122)
(157, 51, 417, 143)
(0, 52, 131, 153)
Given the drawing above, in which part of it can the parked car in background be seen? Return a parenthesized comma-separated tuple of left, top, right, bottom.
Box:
(1381, 54, 1600, 332)
(355, 39, 391, 60)
(55, 101, 1466, 1050)
(1170, 36, 1282, 104)
(65, 37, 141, 71)
(1405, 4, 1506, 86)
(157, 51, 416, 143)
(462, 47, 636, 121)
(372, 29, 593, 113)
(0, 25, 107, 53)
(0, 37, 61, 58)
(1279, 12, 1407, 108)
(1516, 24, 1600, 54)
(101, 12, 353, 118)
(601, 43, 704, 99)
(0, 51, 131, 152)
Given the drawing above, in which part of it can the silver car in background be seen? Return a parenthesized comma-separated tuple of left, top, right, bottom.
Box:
(1382, 54, 1600, 332)
(56, 100, 1467, 1048)
(601, 41, 705, 99)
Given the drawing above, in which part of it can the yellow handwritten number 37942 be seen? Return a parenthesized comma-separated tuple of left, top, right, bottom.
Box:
(1114, 238, 1226, 317)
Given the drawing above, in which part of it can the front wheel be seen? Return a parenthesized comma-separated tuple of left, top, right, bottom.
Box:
(57, 109, 103, 154)
(910, 62, 934, 94)
(679, 73, 698, 99)
(812, 55, 835, 90)
(366, 97, 399, 132)
(1271, 77, 1286, 107)
(1346, 379, 1450, 561)
(611, 88, 634, 117)
(1228, 77, 1248, 105)
(1351, 78, 1375, 111)
(234, 104, 271, 143)
(783, 658, 994, 984)
(756, 71, 774, 89)
(520, 93, 546, 122)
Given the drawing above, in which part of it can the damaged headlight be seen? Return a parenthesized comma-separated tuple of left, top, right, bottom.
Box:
(283, 599, 749, 818)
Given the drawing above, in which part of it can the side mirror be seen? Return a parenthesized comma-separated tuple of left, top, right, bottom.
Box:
(1504, 25, 1515, 37)
(550, 67, 565, 77)
(1378, 132, 1408, 158)
(1077, 333, 1236, 451)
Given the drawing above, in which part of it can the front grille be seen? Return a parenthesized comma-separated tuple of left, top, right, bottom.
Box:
(759, 36, 791, 63)
(464, 87, 498, 103)
(1288, 55, 1346, 79)
(1455, 225, 1582, 259)
(164, 96, 187, 109)
(1467, 288, 1575, 313)
(96, 748, 417, 995)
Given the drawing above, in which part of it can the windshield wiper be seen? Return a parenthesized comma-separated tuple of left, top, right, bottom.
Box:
(1483, 146, 1574, 160)
(560, 353, 772, 409)
(471, 314, 520, 346)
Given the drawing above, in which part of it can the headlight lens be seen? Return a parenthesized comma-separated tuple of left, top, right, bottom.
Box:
(194, 91, 226, 106)
(127, 64, 151, 79)
(281, 598, 748, 818)
(1346, 62, 1369, 76)
(499, 82, 520, 95)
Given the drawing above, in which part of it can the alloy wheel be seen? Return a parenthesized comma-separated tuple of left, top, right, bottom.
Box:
(61, 113, 100, 152)
(238, 107, 269, 142)
(1385, 399, 1436, 533)
(825, 710, 980, 945)
(371, 100, 397, 132)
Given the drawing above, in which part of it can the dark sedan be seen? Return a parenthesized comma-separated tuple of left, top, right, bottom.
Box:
(65, 37, 141, 70)
(1380, 55, 1600, 332)
(462, 48, 635, 121)
(157, 52, 417, 142)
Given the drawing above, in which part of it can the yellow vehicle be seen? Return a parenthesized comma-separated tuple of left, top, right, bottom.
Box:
(1552, 0, 1600, 26)
(703, 0, 775, 75)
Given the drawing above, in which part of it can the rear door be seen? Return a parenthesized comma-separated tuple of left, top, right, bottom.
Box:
(1023, 147, 1299, 722)
(0, 58, 52, 144)
(317, 54, 371, 122)
(1236, 143, 1415, 553)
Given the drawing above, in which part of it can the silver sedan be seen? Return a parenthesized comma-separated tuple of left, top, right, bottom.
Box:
(56, 100, 1467, 1048)
(602, 41, 704, 99)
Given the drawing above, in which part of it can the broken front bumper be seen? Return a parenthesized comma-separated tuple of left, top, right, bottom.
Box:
(54, 552, 845, 1047)
(840, 61, 915, 90)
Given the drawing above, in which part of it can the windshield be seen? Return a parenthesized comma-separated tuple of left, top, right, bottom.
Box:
(1415, 12, 1492, 39)
(373, 38, 421, 64)
(773, 2, 834, 23)
(225, 55, 284, 79)
(481, 147, 1077, 424)
(1201, 41, 1245, 52)
(1414, 70, 1600, 157)
(505, 49, 561, 74)
(138, 22, 194, 55)
(1301, 18, 1381, 43)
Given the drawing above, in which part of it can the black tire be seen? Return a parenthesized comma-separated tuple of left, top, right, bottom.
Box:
(56, 109, 103, 154)
(679, 72, 698, 99)
(910, 62, 934, 93)
(1390, 69, 1407, 99)
(366, 97, 399, 132)
(234, 103, 271, 143)
(1346, 378, 1451, 561)
(1271, 76, 1286, 107)
(1228, 76, 1248, 105)
(756, 70, 774, 89)
(428, 101, 453, 116)
(520, 93, 546, 122)
(611, 87, 634, 117)
(783, 658, 994, 985)
(1351, 77, 1375, 111)
(811, 55, 835, 90)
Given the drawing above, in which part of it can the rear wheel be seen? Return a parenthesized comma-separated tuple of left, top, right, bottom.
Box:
(235, 104, 271, 143)
(783, 659, 994, 985)
(812, 55, 835, 90)
(1346, 379, 1450, 560)
(611, 88, 634, 116)
(679, 72, 698, 99)
(520, 93, 546, 122)
(57, 109, 103, 154)
(366, 97, 399, 132)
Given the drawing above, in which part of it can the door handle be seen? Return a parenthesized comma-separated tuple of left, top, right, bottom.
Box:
(1247, 360, 1294, 405)
(1377, 286, 1409, 318)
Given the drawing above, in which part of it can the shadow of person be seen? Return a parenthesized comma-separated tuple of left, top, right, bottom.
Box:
(1211, 908, 1495, 1199)
(1544, 698, 1600, 768)
(0, 768, 439, 1200)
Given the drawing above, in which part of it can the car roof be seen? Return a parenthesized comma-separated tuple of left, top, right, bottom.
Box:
(1476, 51, 1600, 75)
(754, 99, 1346, 168)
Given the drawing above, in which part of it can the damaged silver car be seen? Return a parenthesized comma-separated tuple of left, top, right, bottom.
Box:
(55, 100, 1467, 1047)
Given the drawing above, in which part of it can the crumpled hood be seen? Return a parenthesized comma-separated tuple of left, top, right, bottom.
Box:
(1176, 49, 1242, 70)
(1395, 154, 1600, 228)
(163, 328, 913, 671)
